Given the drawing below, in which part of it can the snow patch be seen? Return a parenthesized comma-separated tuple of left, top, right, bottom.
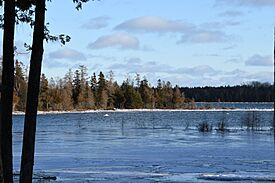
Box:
(198, 173, 275, 181)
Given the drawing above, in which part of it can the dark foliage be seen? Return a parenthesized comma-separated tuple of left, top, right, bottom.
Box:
(181, 82, 273, 102)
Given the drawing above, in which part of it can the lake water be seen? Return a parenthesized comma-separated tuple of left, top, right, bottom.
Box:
(12, 103, 275, 182)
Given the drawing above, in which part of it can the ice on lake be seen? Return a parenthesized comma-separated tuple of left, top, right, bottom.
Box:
(12, 103, 275, 182)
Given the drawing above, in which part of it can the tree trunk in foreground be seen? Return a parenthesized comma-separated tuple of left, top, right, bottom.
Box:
(0, 0, 16, 182)
(0, 98, 3, 183)
(273, 27, 275, 140)
(20, 0, 46, 182)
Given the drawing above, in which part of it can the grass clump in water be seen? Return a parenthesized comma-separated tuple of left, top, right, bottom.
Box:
(198, 121, 212, 132)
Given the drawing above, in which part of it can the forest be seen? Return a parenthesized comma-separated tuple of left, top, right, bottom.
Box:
(5, 61, 273, 112)
(181, 82, 273, 102)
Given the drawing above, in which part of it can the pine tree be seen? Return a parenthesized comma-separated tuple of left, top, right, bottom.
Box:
(72, 69, 81, 107)
(90, 72, 97, 93)
(139, 77, 154, 108)
(122, 81, 143, 109)
(113, 87, 125, 109)
(14, 60, 27, 111)
(97, 71, 107, 108)
(156, 79, 164, 108)
(39, 74, 49, 111)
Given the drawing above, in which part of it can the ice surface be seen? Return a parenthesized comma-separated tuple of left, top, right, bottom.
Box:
(12, 103, 275, 182)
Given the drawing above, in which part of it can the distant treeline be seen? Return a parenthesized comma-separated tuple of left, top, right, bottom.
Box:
(181, 82, 274, 102)
(4, 62, 273, 111)
(11, 62, 194, 111)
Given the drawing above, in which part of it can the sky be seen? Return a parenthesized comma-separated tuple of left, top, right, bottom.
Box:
(13, 0, 275, 87)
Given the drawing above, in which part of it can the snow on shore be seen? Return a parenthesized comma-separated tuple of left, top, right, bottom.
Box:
(12, 108, 274, 115)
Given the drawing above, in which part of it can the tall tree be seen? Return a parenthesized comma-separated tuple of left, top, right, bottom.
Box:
(106, 71, 116, 109)
(20, 0, 46, 181)
(172, 86, 184, 109)
(273, 27, 275, 137)
(62, 70, 74, 110)
(122, 81, 143, 109)
(97, 71, 107, 108)
(78, 81, 95, 109)
(72, 69, 81, 107)
(113, 87, 125, 109)
(139, 78, 153, 108)
(14, 60, 27, 111)
(0, 0, 16, 182)
(38, 74, 49, 111)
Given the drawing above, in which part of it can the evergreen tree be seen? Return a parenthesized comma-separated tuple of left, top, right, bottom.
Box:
(90, 72, 97, 92)
(97, 71, 108, 108)
(139, 78, 153, 108)
(122, 81, 143, 109)
(14, 60, 27, 111)
(113, 87, 125, 109)
(155, 79, 164, 108)
(72, 69, 81, 107)
(38, 74, 49, 111)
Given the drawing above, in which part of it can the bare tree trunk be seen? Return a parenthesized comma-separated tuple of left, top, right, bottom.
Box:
(20, 0, 46, 182)
(0, 101, 3, 183)
(0, 0, 16, 182)
(273, 27, 275, 140)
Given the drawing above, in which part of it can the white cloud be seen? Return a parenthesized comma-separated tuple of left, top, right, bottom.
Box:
(88, 33, 140, 50)
(116, 16, 230, 44)
(108, 58, 220, 77)
(225, 69, 247, 75)
(219, 10, 244, 17)
(107, 57, 273, 86)
(178, 30, 229, 44)
(81, 16, 110, 30)
(245, 54, 273, 66)
(48, 48, 87, 61)
(108, 57, 173, 73)
(174, 65, 221, 77)
(115, 16, 192, 33)
(216, 0, 275, 7)
(248, 71, 273, 82)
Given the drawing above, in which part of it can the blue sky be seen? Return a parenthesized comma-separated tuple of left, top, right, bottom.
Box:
(14, 0, 275, 87)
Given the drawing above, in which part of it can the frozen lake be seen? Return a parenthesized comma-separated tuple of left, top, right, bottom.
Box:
(12, 103, 275, 182)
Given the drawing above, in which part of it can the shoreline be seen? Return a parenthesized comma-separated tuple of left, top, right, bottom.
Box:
(13, 108, 274, 115)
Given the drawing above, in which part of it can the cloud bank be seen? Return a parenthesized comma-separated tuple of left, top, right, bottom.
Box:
(245, 54, 273, 66)
(115, 16, 192, 33)
(216, 0, 275, 7)
(82, 16, 110, 30)
(115, 16, 230, 44)
(49, 48, 87, 61)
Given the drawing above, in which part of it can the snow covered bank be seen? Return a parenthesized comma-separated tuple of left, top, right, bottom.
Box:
(12, 108, 274, 115)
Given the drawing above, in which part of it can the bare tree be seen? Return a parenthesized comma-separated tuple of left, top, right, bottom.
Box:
(0, 0, 16, 182)
(20, 0, 46, 182)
